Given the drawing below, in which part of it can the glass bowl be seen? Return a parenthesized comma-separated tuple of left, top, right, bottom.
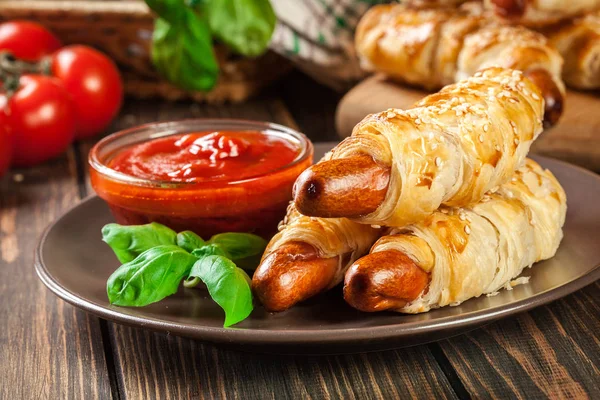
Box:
(89, 119, 313, 238)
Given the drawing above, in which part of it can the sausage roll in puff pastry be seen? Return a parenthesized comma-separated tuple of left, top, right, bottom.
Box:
(484, 0, 600, 27)
(252, 202, 381, 312)
(344, 158, 566, 313)
(355, 4, 565, 125)
(295, 67, 544, 227)
(545, 12, 600, 90)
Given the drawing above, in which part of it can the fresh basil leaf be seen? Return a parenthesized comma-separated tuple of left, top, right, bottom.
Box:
(176, 231, 206, 253)
(207, 232, 267, 260)
(191, 244, 229, 258)
(205, 0, 276, 57)
(107, 245, 198, 306)
(152, 12, 218, 92)
(188, 255, 253, 327)
(144, 0, 186, 24)
(102, 222, 177, 264)
(183, 244, 227, 287)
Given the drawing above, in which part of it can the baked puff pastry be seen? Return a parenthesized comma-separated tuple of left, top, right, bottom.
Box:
(344, 158, 566, 313)
(252, 201, 381, 311)
(403, 0, 470, 9)
(484, 0, 600, 27)
(295, 68, 545, 227)
(545, 12, 600, 90)
(355, 3, 565, 124)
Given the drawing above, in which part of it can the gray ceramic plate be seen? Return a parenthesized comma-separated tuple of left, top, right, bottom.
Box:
(35, 143, 600, 354)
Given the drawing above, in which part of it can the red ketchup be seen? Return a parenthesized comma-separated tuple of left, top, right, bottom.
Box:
(90, 129, 313, 238)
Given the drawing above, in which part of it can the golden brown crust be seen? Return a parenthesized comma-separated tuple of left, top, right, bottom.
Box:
(355, 4, 565, 124)
(544, 12, 600, 89)
(345, 159, 566, 314)
(485, 0, 600, 27)
(297, 68, 545, 227)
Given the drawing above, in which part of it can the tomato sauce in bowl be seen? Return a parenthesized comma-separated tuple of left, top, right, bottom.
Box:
(89, 120, 313, 238)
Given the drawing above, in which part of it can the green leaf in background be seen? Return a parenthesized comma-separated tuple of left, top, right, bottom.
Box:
(176, 231, 206, 253)
(144, 0, 187, 24)
(107, 245, 198, 306)
(187, 255, 253, 327)
(205, 0, 276, 57)
(152, 12, 219, 92)
(102, 222, 177, 264)
(208, 232, 267, 260)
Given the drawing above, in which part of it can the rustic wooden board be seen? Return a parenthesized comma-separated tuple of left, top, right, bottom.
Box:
(0, 153, 112, 398)
(336, 75, 600, 170)
(440, 281, 600, 398)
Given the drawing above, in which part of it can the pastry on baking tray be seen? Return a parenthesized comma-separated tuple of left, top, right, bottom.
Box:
(355, 4, 565, 124)
(294, 67, 545, 227)
(344, 158, 566, 313)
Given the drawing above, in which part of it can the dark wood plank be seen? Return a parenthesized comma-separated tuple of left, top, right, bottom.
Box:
(77, 96, 457, 399)
(111, 325, 457, 400)
(440, 281, 600, 399)
(0, 152, 112, 399)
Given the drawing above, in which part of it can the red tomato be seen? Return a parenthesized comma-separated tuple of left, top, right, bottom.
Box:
(3, 75, 76, 167)
(0, 21, 62, 61)
(51, 45, 123, 139)
(0, 112, 11, 177)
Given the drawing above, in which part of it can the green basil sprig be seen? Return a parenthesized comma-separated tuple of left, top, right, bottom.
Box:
(188, 256, 253, 326)
(102, 222, 177, 263)
(145, 0, 276, 91)
(107, 245, 198, 306)
(103, 222, 267, 327)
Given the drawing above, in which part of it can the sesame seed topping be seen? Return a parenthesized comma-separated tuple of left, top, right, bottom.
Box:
(415, 118, 421, 125)
(441, 208, 449, 214)
(459, 213, 467, 221)
(387, 111, 396, 119)
(483, 124, 489, 132)
(435, 157, 442, 167)
(509, 98, 517, 104)
(479, 134, 484, 143)
(514, 138, 520, 145)
(532, 93, 540, 100)
(530, 219, 536, 226)
(511, 177, 517, 182)
(464, 225, 471, 234)
(495, 145, 501, 151)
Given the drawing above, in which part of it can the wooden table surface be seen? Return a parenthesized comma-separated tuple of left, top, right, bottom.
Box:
(1, 72, 599, 399)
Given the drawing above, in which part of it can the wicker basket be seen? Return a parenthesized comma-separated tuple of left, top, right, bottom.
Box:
(0, 0, 291, 103)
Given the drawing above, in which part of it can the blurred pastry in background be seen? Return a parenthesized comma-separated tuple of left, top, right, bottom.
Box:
(355, 4, 565, 125)
(544, 12, 600, 90)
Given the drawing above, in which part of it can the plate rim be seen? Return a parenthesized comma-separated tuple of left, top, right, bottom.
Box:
(35, 154, 600, 346)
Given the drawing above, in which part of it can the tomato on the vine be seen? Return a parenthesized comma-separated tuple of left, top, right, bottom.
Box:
(0, 21, 62, 61)
(3, 75, 76, 167)
(51, 45, 123, 139)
